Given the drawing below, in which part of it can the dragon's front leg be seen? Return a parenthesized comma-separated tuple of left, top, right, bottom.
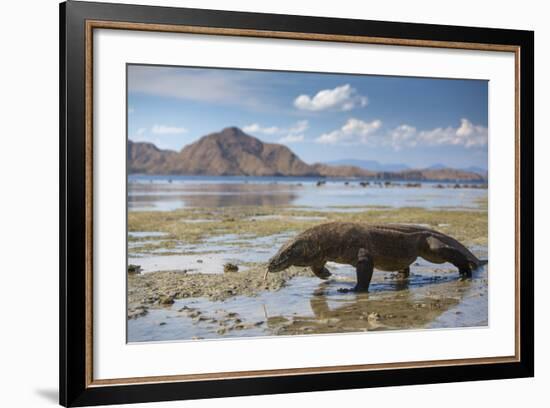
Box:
(311, 262, 332, 280)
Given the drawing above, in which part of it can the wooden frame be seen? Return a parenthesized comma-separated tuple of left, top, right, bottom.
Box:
(60, 1, 534, 406)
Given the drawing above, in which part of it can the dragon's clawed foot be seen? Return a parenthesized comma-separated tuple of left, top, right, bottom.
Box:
(337, 285, 369, 294)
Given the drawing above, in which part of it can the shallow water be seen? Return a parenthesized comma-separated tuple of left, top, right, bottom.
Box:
(127, 249, 488, 342)
(129, 232, 294, 274)
(128, 175, 486, 212)
(127, 176, 488, 342)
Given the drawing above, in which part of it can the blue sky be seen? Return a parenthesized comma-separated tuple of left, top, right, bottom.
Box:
(127, 64, 488, 169)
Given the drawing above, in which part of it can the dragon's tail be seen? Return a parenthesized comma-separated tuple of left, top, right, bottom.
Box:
(477, 259, 488, 266)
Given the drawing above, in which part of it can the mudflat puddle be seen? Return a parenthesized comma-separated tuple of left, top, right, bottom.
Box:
(129, 232, 293, 274)
(127, 251, 488, 342)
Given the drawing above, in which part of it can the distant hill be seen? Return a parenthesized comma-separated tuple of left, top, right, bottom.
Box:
(311, 163, 375, 178)
(127, 140, 177, 174)
(460, 166, 488, 177)
(129, 127, 317, 176)
(425, 163, 487, 177)
(325, 159, 410, 172)
(128, 127, 486, 181)
(377, 168, 486, 182)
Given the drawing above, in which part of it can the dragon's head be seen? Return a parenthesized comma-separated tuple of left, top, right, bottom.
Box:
(266, 237, 317, 275)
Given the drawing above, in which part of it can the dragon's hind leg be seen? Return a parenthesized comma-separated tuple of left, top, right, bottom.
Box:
(397, 266, 410, 279)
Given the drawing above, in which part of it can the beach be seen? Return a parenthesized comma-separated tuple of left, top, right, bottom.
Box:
(126, 176, 488, 342)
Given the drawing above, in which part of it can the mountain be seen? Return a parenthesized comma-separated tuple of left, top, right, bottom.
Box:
(460, 166, 488, 177)
(424, 163, 487, 177)
(327, 160, 487, 179)
(173, 127, 318, 176)
(128, 127, 486, 181)
(311, 163, 375, 178)
(325, 159, 410, 172)
(127, 140, 177, 174)
(376, 168, 485, 182)
(129, 127, 318, 176)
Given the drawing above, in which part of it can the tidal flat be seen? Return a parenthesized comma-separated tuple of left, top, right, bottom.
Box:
(127, 179, 488, 342)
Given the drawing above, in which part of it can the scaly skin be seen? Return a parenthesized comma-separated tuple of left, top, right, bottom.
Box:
(266, 222, 485, 292)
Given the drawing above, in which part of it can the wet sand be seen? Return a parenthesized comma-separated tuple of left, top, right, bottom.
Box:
(126, 185, 488, 342)
(128, 260, 488, 341)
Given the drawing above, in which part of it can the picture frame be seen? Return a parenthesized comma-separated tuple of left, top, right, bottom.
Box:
(59, 0, 534, 406)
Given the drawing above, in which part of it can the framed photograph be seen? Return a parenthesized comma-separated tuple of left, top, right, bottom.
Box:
(60, 1, 534, 406)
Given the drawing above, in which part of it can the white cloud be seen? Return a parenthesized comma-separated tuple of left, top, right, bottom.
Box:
(278, 134, 305, 143)
(294, 84, 368, 112)
(243, 120, 309, 144)
(316, 118, 487, 149)
(288, 120, 309, 134)
(136, 127, 146, 136)
(151, 124, 187, 135)
(278, 120, 309, 144)
(388, 124, 418, 150)
(243, 123, 280, 135)
(316, 118, 382, 144)
(455, 118, 489, 147)
(390, 119, 488, 150)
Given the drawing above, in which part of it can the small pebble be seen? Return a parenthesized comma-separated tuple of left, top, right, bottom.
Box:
(223, 263, 239, 273)
(367, 312, 380, 322)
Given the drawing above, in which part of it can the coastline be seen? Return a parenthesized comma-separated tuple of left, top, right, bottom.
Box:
(127, 200, 488, 341)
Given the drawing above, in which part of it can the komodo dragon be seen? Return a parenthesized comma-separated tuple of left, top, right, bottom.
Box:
(265, 222, 487, 292)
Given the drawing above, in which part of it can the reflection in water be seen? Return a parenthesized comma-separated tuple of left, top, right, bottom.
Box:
(128, 232, 294, 274)
(268, 273, 475, 335)
(128, 176, 488, 212)
(127, 264, 487, 342)
(129, 182, 300, 210)
(192, 192, 297, 207)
